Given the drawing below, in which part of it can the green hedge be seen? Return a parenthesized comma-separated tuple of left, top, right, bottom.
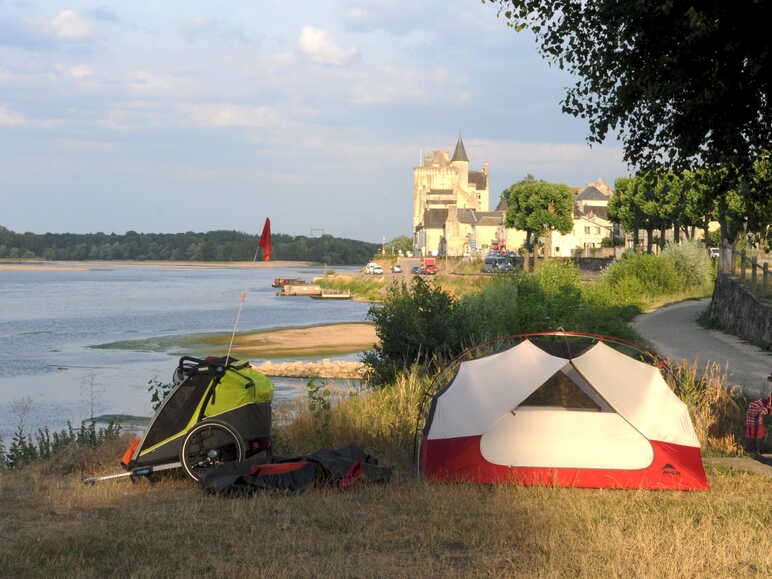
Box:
(364, 252, 712, 386)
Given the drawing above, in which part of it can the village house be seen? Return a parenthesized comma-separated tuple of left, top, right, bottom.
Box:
(412, 139, 615, 257)
(547, 181, 615, 257)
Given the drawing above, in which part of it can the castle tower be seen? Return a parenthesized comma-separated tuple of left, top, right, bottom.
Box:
(412, 137, 491, 255)
(450, 136, 470, 198)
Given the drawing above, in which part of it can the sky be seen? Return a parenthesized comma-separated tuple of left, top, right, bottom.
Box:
(0, 1, 628, 242)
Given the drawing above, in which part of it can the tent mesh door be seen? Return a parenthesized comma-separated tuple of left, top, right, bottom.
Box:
(518, 366, 607, 411)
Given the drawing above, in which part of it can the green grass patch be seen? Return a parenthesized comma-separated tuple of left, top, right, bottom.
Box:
(317, 277, 388, 301)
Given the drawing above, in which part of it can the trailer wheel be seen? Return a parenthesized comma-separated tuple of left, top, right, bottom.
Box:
(181, 421, 244, 482)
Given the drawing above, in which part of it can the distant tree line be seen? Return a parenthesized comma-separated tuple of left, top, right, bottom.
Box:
(0, 226, 379, 265)
(610, 162, 770, 254)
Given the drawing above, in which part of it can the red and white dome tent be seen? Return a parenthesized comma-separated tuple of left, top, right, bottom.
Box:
(416, 332, 709, 491)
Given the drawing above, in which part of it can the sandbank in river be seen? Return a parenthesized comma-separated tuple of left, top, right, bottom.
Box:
(93, 322, 378, 379)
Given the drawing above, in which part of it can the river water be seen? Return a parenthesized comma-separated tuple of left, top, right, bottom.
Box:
(0, 264, 370, 440)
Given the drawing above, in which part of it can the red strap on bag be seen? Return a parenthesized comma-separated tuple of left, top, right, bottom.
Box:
(338, 461, 363, 491)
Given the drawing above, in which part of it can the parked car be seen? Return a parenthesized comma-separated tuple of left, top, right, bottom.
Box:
(709, 247, 720, 259)
(424, 264, 439, 275)
(483, 256, 514, 273)
(391, 264, 402, 273)
(371, 265, 384, 275)
(411, 265, 423, 274)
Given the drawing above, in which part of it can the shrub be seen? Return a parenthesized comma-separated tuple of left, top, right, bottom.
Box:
(602, 252, 684, 296)
(456, 262, 585, 340)
(2, 420, 122, 470)
(455, 276, 531, 342)
(363, 277, 462, 386)
(661, 240, 714, 290)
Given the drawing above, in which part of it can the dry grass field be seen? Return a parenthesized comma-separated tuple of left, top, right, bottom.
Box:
(0, 450, 770, 578)
(1, 363, 770, 578)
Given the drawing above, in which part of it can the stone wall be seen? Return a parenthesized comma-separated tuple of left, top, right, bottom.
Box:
(709, 274, 772, 349)
(509, 256, 614, 271)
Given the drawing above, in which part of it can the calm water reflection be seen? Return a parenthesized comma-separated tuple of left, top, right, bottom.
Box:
(0, 263, 370, 438)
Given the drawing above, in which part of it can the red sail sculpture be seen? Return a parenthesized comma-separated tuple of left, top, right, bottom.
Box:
(259, 218, 272, 261)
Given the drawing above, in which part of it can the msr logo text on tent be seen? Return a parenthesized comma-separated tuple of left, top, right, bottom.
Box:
(662, 463, 681, 476)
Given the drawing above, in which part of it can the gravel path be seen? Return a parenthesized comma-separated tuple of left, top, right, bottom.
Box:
(632, 298, 771, 397)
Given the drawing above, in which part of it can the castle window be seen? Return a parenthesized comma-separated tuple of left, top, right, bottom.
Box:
(584, 226, 591, 234)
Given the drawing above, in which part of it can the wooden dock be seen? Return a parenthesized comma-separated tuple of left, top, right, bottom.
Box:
(311, 289, 352, 300)
(276, 284, 322, 296)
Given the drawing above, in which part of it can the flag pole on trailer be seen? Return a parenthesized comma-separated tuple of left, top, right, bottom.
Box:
(225, 217, 271, 363)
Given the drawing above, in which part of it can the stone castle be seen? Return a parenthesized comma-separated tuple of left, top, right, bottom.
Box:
(413, 137, 506, 256)
(412, 138, 615, 257)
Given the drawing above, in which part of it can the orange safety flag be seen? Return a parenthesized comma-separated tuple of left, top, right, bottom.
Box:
(259, 217, 272, 261)
(121, 437, 142, 467)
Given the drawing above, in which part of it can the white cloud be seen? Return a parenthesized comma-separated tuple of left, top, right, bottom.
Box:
(0, 105, 25, 126)
(351, 66, 466, 105)
(343, 1, 433, 35)
(68, 65, 93, 79)
(180, 17, 250, 44)
(102, 101, 165, 131)
(128, 71, 178, 93)
(180, 103, 280, 128)
(49, 10, 92, 40)
(466, 138, 625, 182)
(55, 138, 115, 152)
(297, 26, 358, 66)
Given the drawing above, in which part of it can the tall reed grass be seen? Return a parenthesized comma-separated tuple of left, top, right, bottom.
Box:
(275, 366, 431, 467)
(277, 355, 746, 465)
(665, 360, 746, 455)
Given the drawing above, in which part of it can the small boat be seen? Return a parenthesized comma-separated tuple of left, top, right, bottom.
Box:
(272, 277, 306, 288)
(311, 289, 352, 300)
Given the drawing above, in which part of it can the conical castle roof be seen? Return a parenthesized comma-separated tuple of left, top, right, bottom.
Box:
(451, 136, 469, 163)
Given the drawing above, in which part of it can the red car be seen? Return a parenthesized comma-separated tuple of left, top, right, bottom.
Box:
(424, 264, 439, 275)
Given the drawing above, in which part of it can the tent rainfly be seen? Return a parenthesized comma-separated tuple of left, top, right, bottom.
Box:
(419, 339, 708, 490)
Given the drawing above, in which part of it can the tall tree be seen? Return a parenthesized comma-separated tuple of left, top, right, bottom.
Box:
(609, 173, 672, 253)
(609, 177, 643, 250)
(488, 2, 770, 183)
(503, 179, 574, 258)
(681, 170, 714, 242)
(489, 1, 771, 266)
(383, 236, 413, 255)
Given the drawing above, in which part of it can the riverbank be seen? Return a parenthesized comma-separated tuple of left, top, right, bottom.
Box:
(0, 259, 315, 270)
(0, 264, 92, 271)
